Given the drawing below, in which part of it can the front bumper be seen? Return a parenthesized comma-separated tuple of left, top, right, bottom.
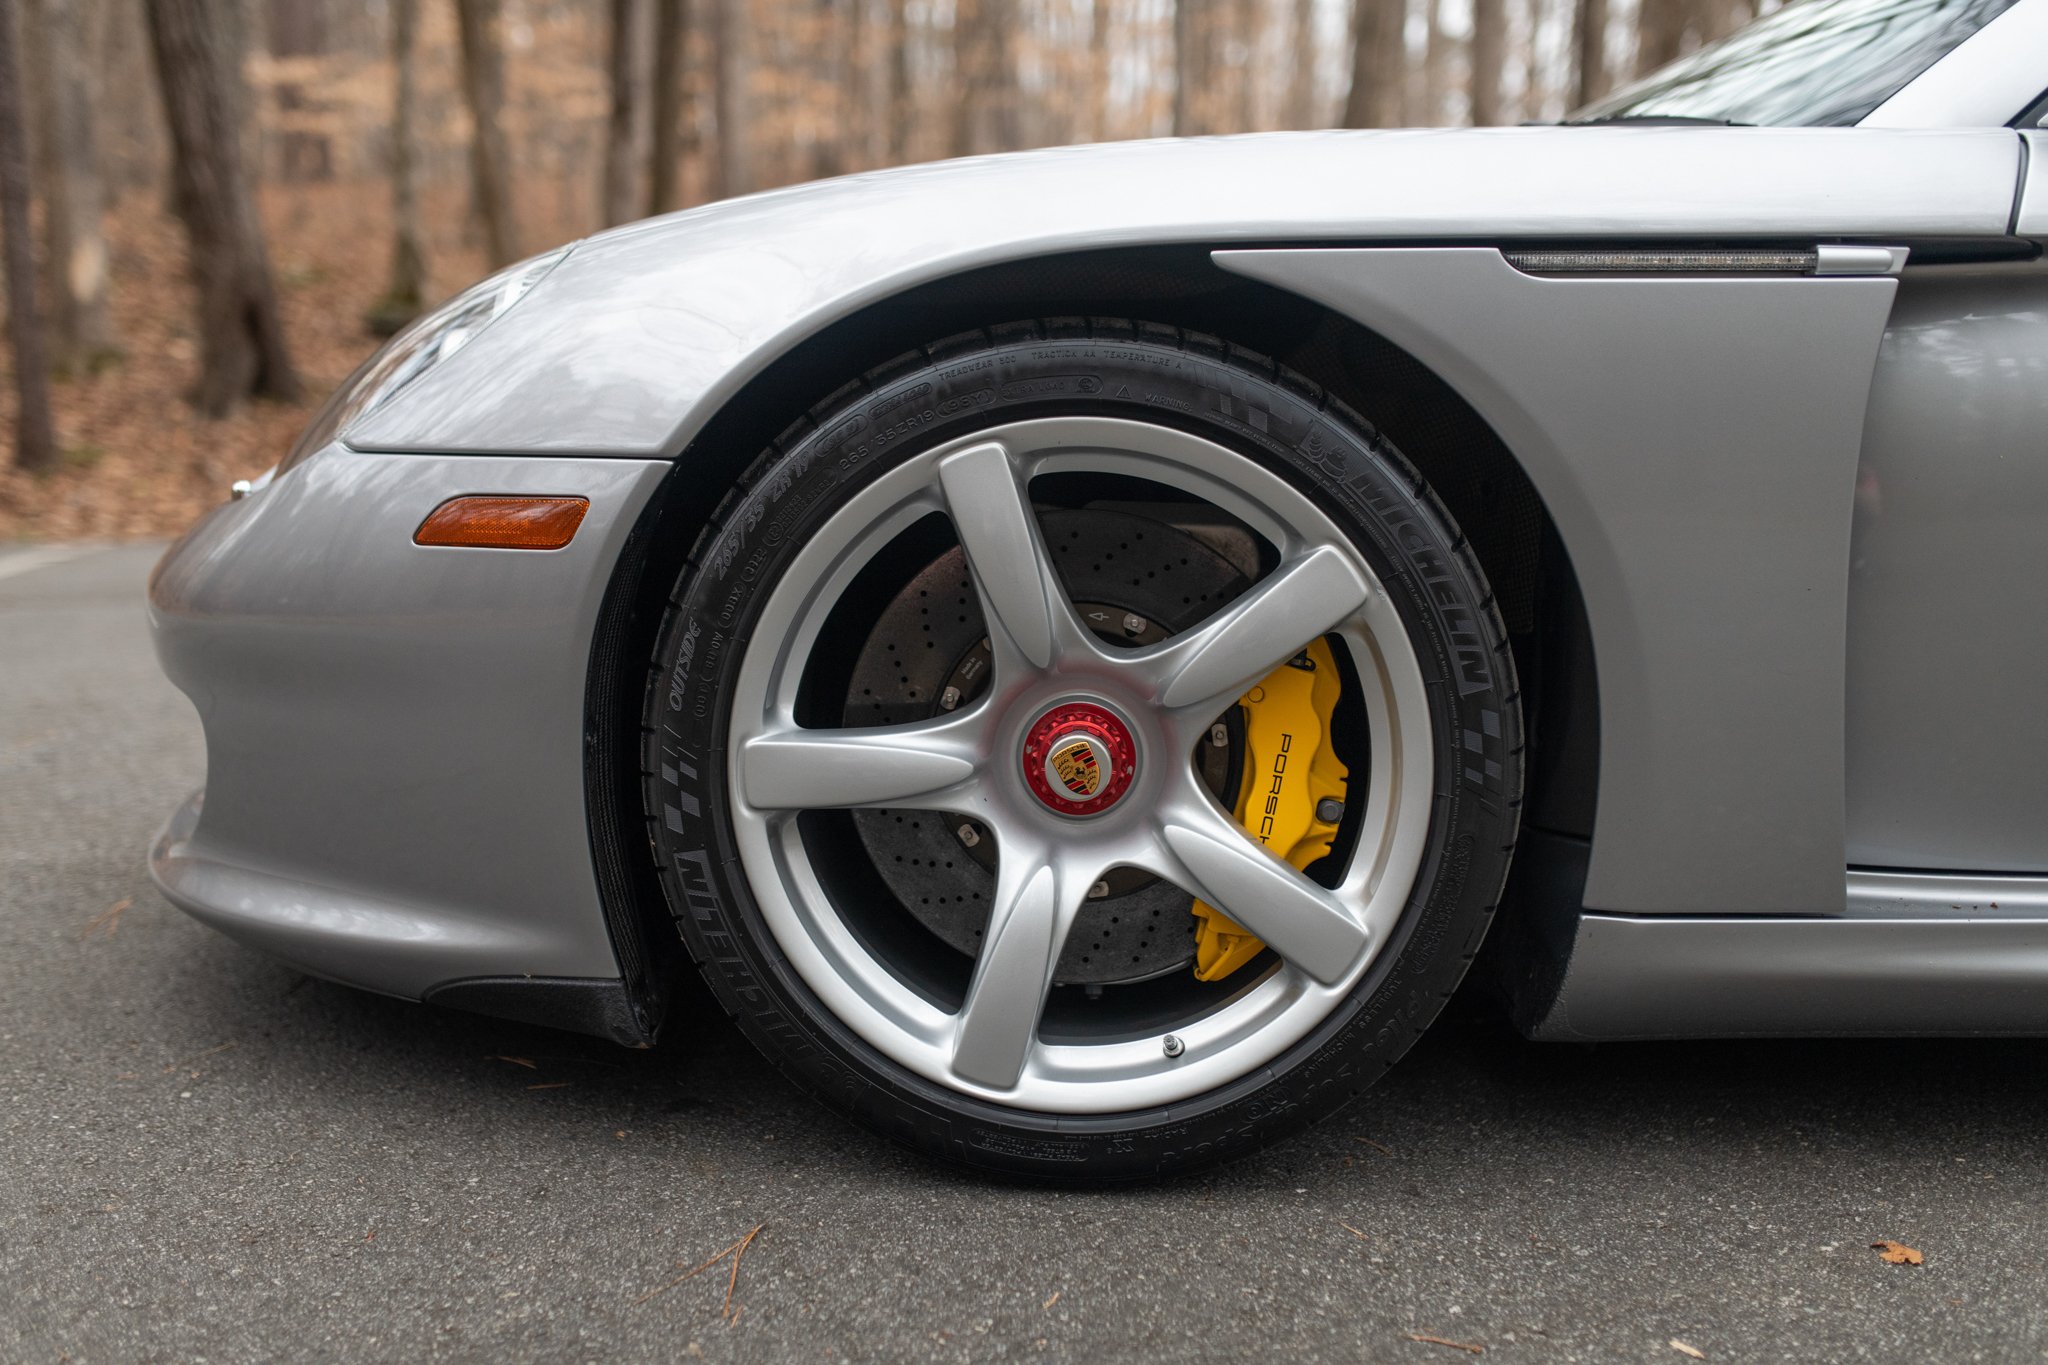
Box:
(146, 441, 669, 1005)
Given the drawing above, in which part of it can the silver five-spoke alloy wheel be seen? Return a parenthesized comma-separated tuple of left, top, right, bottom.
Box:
(725, 416, 1436, 1114)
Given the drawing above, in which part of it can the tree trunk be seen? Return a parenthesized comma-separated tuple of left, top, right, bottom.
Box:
(1422, 0, 1448, 124)
(23, 0, 114, 374)
(648, 0, 690, 212)
(1704, 0, 1751, 43)
(1468, 0, 1504, 124)
(1171, 0, 1201, 135)
(454, 0, 519, 266)
(0, 0, 53, 469)
(369, 0, 428, 335)
(1233, 0, 1257, 130)
(143, 0, 298, 416)
(710, 0, 746, 196)
(266, 0, 331, 181)
(1081, 0, 1107, 140)
(1633, 0, 1687, 76)
(809, 0, 844, 178)
(1342, 0, 1404, 128)
(881, 0, 907, 162)
(1571, 0, 1607, 106)
(1284, 0, 1316, 127)
(601, 0, 641, 227)
(953, 0, 1015, 156)
(952, 0, 978, 156)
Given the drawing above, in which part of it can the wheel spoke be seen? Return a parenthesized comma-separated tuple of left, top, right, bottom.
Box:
(738, 715, 983, 811)
(1156, 811, 1369, 986)
(936, 440, 1069, 671)
(1147, 546, 1371, 715)
(950, 850, 1091, 1090)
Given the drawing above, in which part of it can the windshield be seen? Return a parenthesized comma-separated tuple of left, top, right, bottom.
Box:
(1569, 0, 2021, 127)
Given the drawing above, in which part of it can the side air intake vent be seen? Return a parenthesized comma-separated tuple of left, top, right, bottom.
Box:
(1503, 248, 1819, 275)
(1503, 246, 1908, 277)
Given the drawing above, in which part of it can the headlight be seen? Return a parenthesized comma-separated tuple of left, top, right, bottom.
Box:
(274, 247, 569, 477)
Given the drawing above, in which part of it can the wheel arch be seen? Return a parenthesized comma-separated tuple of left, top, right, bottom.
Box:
(582, 245, 1598, 1040)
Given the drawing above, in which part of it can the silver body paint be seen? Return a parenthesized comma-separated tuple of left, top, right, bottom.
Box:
(148, 13, 2048, 1039)
(149, 446, 669, 996)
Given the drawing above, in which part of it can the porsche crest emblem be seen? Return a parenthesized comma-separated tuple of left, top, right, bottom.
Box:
(1050, 738, 1103, 798)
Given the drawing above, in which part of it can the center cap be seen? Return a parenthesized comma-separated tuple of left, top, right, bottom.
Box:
(1021, 703, 1138, 816)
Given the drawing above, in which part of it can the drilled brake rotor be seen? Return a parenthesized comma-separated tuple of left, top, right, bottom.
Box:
(846, 508, 1251, 986)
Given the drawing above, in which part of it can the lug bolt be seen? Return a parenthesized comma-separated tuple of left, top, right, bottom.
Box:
(1122, 612, 1147, 636)
(1161, 1034, 1186, 1059)
(1315, 798, 1344, 824)
(939, 685, 961, 712)
(1087, 880, 1110, 900)
(957, 823, 980, 848)
(1209, 723, 1229, 748)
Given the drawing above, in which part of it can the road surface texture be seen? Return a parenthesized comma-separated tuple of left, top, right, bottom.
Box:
(4, 543, 2045, 1363)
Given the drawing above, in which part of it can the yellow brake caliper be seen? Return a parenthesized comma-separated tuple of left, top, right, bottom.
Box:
(1190, 636, 1349, 981)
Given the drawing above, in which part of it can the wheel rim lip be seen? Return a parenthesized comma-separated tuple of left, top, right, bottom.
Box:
(725, 416, 1437, 1115)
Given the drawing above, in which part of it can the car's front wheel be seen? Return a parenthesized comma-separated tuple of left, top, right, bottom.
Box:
(644, 320, 1520, 1180)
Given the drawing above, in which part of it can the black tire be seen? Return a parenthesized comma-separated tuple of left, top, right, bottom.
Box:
(642, 319, 1522, 1182)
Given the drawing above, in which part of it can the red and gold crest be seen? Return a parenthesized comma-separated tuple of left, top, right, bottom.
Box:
(1050, 739, 1102, 798)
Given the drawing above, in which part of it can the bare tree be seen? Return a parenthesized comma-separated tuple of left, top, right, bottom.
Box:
(1233, 0, 1258, 128)
(369, 0, 429, 335)
(883, 0, 909, 161)
(265, 0, 331, 180)
(809, 0, 845, 177)
(1572, 0, 1608, 106)
(23, 0, 114, 374)
(602, 0, 641, 226)
(1089, 0, 1113, 139)
(0, 0, 54, 469)
(1342, 0, 1405, 127)
(1703, 0, 1751, 43)
(1171, 0, 1204, 135)
(455, 0, 519, 265)
(648, 0, 690, 213)
(953, 0, 1015, 156)
(710, 0, 747, 196)
(1283, 0, 1318, 127)
(1469, 0, 1505, 124)
(143, 0, 298, 416)
(1633, 0, 1687, 75)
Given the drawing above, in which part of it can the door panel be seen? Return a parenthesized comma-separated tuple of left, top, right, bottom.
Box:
(1220, 248, 1901, 913)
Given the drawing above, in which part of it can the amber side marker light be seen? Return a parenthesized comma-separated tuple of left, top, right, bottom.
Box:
(414, 495, 590, 550)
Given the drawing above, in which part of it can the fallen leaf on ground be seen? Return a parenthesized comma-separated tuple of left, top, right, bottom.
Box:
(636, 1222, 766, 1324)
(1670, 1340, 1705, 1359)
(162, 1042, 234, 1073)
(1871, 1240, 1924, 1265)
(82, 898, 132, 940)
(1042, 1290, 1060, 1310)
(1405, 1333, 1483, 1354)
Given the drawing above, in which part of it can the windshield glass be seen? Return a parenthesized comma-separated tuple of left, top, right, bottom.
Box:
(1569, 0, 2021, 127)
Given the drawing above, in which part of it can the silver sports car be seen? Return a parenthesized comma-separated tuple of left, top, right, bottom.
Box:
(147, 0, 2048, 1178)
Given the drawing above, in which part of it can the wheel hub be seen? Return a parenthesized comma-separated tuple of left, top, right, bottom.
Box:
(1021, 702, 1137, 816)
(843, 506, 1249, 985)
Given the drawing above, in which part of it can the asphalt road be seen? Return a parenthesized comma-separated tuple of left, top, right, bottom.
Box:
(4, 542, 2046, 1364)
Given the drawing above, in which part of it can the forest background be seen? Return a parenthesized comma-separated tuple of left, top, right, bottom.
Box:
(0, 0, 1762, 539)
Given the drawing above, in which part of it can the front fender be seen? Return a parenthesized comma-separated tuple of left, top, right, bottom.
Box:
(343, 127, 2013, 460)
